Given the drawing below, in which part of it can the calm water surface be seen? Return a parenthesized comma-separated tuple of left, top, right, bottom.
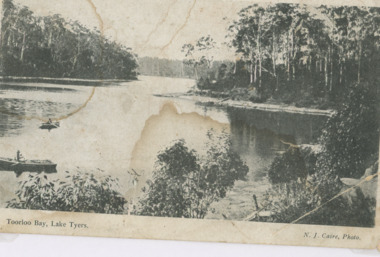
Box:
(0, 76, 328, 217)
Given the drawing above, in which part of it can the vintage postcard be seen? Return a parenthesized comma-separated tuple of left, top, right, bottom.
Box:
(0, 0, 379, 250)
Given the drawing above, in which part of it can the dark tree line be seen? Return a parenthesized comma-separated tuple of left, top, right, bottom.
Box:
(1, 0, 138, 79)
(138, 56, 194, 78)
(138, 56, 233, 81)
(230, 4, 380, 98)
(189, 4, 380, 108)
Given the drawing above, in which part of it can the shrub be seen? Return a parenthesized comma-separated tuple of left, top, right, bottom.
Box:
(268, 147, 307, 184)
(137, 131, 249, 219)
(317, 84, 379, 178)
(7, 171, 127, 214)
(262, 84, 378, 227)
(262, 177, 375, 227)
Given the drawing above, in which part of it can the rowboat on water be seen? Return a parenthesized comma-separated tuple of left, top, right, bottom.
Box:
(0, 157, 57, 176)
(39, 121, 60, 130)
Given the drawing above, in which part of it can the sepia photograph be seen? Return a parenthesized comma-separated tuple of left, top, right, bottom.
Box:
(0, 0, 379, 250)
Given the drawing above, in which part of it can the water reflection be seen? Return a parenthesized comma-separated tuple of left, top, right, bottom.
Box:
(0, 83, 77, 92)
(227, 106, 328, 144)
(230, 119, 294, 179)
(0, 76, 330, 211)
(0, 97, 80, 137)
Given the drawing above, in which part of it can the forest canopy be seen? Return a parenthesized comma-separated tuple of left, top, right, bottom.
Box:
(187, 4, 380, 108)
(1, 0, 138, 79)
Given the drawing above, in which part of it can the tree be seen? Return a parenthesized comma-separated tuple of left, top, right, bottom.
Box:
(268, 147, 307, 184)
(317, 84, 379, 178)
(137, 131, 249, 219)
(137, 140, 198, 217)
(181, 35, 216, 80)
(1, 0, 138, 79)
(222, 3, 380, 106)
(7, 171, 127, 214)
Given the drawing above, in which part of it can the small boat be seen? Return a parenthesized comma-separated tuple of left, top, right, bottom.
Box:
(0, 157, 57, 176)
(40, 121, 60, 130)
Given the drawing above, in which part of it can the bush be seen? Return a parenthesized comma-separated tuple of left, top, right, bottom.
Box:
(137, 131, 249, 219)
(262, 177, 375, 227)
(317, 84, 379, 178)
(268, 147, 307, 184)
(7, 171, 127, 214)
(262, 84, 378, 227)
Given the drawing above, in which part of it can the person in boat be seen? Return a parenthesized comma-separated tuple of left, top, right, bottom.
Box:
(48, 118, 53, 124)
(16, 150, 24, 162)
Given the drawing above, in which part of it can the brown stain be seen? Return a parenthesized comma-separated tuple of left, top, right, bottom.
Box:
(159, 0, 197, 54)
(0, 0, 106, 123)
(0, 84, 96, 123)
(141, 0, 178, 49)
(56, 87, 96, 121)
(85, 0, 104, 34)
(126, 101, 228, 202)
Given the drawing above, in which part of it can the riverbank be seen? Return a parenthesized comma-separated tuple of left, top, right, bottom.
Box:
(0, 76, 136, 86)
(154, 91, 334, 117)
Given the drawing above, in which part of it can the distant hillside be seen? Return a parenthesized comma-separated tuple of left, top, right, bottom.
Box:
(137, 56, 234, 80)
(137, 57, 193, 78)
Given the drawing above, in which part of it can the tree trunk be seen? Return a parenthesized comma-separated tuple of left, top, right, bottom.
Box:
(1, 29, 8, 46)
(72, 33, 81, 72)
(20, 31, 26, 62)
(325, 53, 328, 88)
(358, 41, 362, 84)
(258, 18, 262, 89)
(254, 59, 257, 84)
(259, 56, 262, 89)
(339, 58, 343, 85)
(250, 62, 253, 84)
(0, 28, 3, 75)
(273, 33, 278, 91)
(315, 58, 319, 73)
(272, 32, 277, 78)
(9, 31, 13, 46)
(290, 30, 294, 80)
(287, 34, 291, 81)
(48, 30, 53, 47)
(330, 46, 333, 92)
(194, 66, 198, 80)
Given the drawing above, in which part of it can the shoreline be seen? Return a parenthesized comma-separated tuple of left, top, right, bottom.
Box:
(0, 76, 136, 86)
(154, 92, 335, 117)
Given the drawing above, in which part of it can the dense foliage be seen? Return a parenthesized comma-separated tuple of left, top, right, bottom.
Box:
(138, 56, 234, 83)
(1, 0, 138, 79)
(261, 85, 378, 227)
(261, 179, 375, 227)
(187, 4, 380, 108)
(268, 147, 307, 184)
(137, 132, 249, 219)
(7, 171, 126, 214)
(316, 85, 379, 178)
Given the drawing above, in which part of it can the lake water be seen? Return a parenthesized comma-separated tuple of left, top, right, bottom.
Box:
(0, 76, 328, 218)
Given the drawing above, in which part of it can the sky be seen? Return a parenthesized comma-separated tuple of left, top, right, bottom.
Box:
(13, 0, 251, 60)
(12, 0, 377, 60)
